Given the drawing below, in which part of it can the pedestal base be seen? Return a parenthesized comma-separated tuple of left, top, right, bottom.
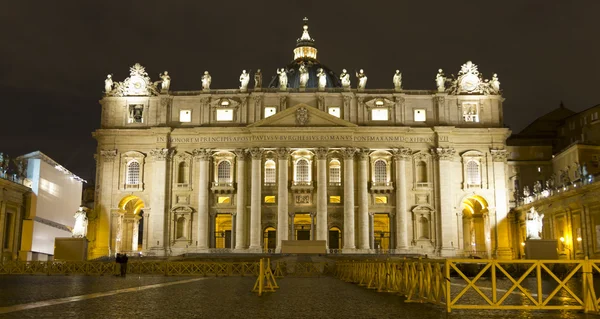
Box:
(54, 237, 88, 261)
(525, 239, 558, 259)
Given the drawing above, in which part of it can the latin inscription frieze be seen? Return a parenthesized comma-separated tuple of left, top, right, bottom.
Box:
(160, 135, 435, 144)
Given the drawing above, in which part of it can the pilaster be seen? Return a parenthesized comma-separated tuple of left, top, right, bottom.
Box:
(92, 149, 117, 258)
(432, 147, 456, 256)
(276, 148, 290, 252)
(249, 148, 263, 251)
(234, 149, 247, 250)
(315, 148, 329, 246)
(357, 148, 370, 250)
(393, 148, 412, 250)
(193, 148, 212, 250)
(341, 147, 357, 250)
(491, 149, 512, 259)
(149, 148, 171, 254)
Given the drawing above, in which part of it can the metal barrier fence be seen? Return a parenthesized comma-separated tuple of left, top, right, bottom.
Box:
(334, 258, 600, 314)
(0, 260, 260, 277)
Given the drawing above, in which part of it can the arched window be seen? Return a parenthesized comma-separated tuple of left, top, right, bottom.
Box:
(126, 161, 140, 185)
(374, 159, 387, 183)
(178, 162, 189, 184)
(264, 160, 276, 184)
(217, 161, 231, 183)
(329, 159, 341, 185)
(296, 158, 309, 182)
(416, 161, 427, 183)
(466, 160, 481, 185)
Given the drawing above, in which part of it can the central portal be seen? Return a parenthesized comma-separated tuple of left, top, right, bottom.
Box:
(293, 213, 314, 240)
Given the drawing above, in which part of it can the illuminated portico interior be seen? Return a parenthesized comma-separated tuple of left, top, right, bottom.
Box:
(90, 19, 513, 259)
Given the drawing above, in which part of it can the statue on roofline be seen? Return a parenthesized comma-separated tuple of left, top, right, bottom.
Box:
(254, 69, 262, 89)
(239, 70, 250, 91)
(316, 68, 327, 91)
(340, 69, 351, 89)
(435, 69, 445, 92)
(356, 69, 367, 91)
(104, 74, 114, 93)
(299, 62, 309, 88)
(277, 68, 288, 90)
(201, 71, 211, 90)
(159, 71, 171, 92)
(393, 70, 402, 91)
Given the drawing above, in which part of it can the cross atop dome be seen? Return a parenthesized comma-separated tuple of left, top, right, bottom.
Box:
(294, 17, 318, 61)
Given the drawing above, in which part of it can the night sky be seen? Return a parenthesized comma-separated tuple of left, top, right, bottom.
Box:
(1, 1, 599, 183)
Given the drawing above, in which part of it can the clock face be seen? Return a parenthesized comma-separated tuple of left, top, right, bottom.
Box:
(128, 75, 146, 94)
(460, 74, 479, 92)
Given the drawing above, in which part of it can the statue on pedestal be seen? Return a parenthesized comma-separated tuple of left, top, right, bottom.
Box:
(491, 73, 500, 93)
(393, 70, 402, 91)
(316, 68, 327, 91)
(277, 68, 288, 90)
(435, 69, 445, 92)
(104, 74, 113, 93)
(523, 185, 530, 197)
(340, 69, 351, 89)
(526, 207, 544, 240)
(159, 71, 171, 92)
(299, 63, 309, 88)
(533, 180, 542, 195)
(201, 71, 211, 90)
(239, 70, 250, 91)
(254, 69, 262, 89)
(356, 69, 367, 91)
(72, 207, 88, 238)
(0, 153, 9, 176)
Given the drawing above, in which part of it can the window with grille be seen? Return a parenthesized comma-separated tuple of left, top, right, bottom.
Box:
(217, 161, 231, 183)
(329, 160, 341, 184)
(264, 160, 276, 184)
(374, 160, 387, 183)
(296, 158, 309, 182)
(126, 161, 140, 185)
(466, 160, 481, 185)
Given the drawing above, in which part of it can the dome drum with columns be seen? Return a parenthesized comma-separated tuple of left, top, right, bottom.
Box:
(92, 19, 513, 259)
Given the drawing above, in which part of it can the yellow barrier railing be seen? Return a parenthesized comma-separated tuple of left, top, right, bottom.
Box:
(335, 258, 600, 314)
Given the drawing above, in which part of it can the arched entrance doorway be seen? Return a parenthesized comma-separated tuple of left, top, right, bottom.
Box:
(263, 226, 276, 252)
(328, 226, 342, 251)
(116, 195, 145, 253)
(461, 195, 490, 258)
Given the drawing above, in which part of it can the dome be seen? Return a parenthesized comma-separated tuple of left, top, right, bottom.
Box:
(267, 18, 342, 89)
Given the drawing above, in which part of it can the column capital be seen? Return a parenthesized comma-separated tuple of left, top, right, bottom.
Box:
(490, 149, 508, 162)
(234, 148, 247, 159)
(357, 148, 370, 160)
(392, 148, 412, 161)
(314, 147, 329, 160)
(149, 148, 172, 161)
(431, 147, 456, 161)
(248, 148, 263, 160)
(276, 148, 291, 160)
(341, 147, 357, 159)
(100, 149, 117, 162)
(193, 148, 212, 160)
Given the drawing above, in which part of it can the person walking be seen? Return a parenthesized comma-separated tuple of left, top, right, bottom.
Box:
(115, 253, 122, 276)
(120, 253, 129, 277)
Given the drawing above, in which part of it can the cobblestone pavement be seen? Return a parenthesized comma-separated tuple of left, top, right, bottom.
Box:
(0, 275, 592, 319)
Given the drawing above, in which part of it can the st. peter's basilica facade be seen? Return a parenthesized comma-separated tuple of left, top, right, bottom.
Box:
(90, 19, 512, 259)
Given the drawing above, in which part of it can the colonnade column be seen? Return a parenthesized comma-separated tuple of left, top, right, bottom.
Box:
(342, 147, 357, 250)
(234, 149, 247, 250)
(357, 148, 370, 250)
(193, 148, 211, 250)
(393, 148, 411, 251)
(491, 149, 512, 259)
(249, 148, 263, 251)
(433, 147, 456, 256)
(276, 148, 290, 252)
(149, 148, 171, 254)
(315, 148, 329, 245)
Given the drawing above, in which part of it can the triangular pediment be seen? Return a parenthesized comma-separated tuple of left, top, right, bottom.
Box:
(248, 103, 357, 128)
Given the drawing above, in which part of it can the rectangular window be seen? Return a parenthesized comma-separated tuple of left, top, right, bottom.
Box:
(371, 109, 388, 121)
(414, 109, 426, 122)
(375, 196, 387, 204)
(462, 102, 479, 122)
(179, 110, 191, 122)
(264, 196, 276, 203)
(328, 107, 341, 118)
(329, 196, 341, 203)
(216, 109, 233, 121)
(218, 196, 231, 204)
(128, 104, 144, 123)
(593, 112, 599, 121)
(264, 107, 277, 118)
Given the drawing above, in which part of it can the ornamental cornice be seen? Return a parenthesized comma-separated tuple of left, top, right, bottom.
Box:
(340, 147, 358, 160)
(490, 149, 508, 162)
(149, 148, 172, 161)
(276, 148, 291, 160)
(392, 148, 412, 160)
(193, 148, 212, 160)
(248, 148, 263, 160)
(100, 149, 118, 162)
(314, 148, 329, 160)
(432, 147, 456, 161)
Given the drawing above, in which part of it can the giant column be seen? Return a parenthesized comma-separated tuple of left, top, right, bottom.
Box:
(234, 149, 247, 250)
(491, 149, 512, 259)
(276, 148, 290, 252)
(315, 148, 329, 245)
(149, 148, 171, 254)
(194, 148, 211, 250)
(393, 148, 411, 250)
(433, 147, 456, 256)
(357, 148, 370, 250)
(342, 147, 357, 250)
(249, 148, 263, 251)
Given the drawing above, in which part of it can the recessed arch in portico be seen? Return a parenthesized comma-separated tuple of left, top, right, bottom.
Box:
(115, 195, 146, 253)
(461, 195, 490, 257)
